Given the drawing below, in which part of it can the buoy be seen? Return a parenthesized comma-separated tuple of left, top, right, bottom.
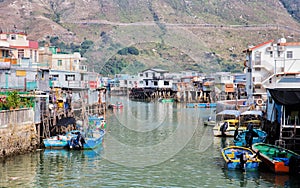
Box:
(256, 99, 264, 106)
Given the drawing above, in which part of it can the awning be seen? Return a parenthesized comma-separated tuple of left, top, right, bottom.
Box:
(268, 88, 300, 106)
(241, 110, 262, 116)
(217, 110, 241, 117)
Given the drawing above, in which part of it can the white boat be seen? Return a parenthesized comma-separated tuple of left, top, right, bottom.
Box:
(213, 110, 246, 137)
(240, 110, 263, 129)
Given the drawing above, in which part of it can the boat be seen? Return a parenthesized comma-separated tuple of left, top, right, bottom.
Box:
(68, 129, 105, 150)
(108, 102, 123, 109)
(203, 119, 216, 126)
(240, 110, 263, 129)
(197, 103, 216, 108)
(159, 98, 174, 103)
(186, 103, 216, 108)
(221, 146, 261, 171)
(252, 143, 300, 174)
(43, 130, 79, 149)
(233, 129, 267, 147)
(213, 110, 246, 137)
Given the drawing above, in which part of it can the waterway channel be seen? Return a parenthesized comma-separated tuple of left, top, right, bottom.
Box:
(0, 96, 299, 187)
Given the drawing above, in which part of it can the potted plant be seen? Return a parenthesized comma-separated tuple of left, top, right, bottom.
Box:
(6, 91, 21, 110)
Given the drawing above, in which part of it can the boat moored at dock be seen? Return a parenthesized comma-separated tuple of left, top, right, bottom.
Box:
(252, 143, 300, 174)
(221, 146, 261, 171)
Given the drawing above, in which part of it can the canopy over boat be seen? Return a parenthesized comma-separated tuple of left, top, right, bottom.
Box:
(241, 110, 262, 116)
(217, 110, 241, 117)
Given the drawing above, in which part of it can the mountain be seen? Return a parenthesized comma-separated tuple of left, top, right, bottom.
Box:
(1, 0, 300, 75)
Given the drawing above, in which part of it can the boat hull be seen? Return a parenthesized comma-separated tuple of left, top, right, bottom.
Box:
(222, 146, 260, 171)
(252, 143, 300, 174)
(68, 130, 105, 150)
(43, 139, 68, 149)
(213, 124, 246, 137)
(233, 129, 267, 147)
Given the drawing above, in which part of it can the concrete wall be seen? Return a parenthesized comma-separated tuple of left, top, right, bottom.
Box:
(0, 109, 37, 158)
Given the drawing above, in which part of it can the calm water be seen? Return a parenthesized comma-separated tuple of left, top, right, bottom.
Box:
(1, 96, 299, 187)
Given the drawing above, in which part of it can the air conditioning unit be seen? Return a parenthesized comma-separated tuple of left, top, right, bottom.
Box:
(278, 46, 285, 51)
(266, 46, 273, 51)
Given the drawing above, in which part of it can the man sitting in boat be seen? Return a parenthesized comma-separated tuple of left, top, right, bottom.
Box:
(208, 116, 212, 122)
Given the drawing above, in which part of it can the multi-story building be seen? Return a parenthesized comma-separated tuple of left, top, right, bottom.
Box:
(0, 31, 49, 91)
(244, 38, 300, 101)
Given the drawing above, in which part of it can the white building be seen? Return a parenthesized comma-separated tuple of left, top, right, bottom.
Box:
(244, 38, 300, 100)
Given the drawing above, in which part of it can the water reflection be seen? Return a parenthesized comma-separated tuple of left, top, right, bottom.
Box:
(1, 97, 300, 187)
(222, 168, 260, 187)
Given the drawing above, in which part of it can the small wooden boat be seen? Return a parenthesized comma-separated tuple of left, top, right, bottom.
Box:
(43, 131, 78, 149)
(68, 129, 105, 150)
(233, 129, 267, 147)
(213, 110, 246, 137)
(108, 102, 123, 109)
(197, 103, 216, 108)
(222, 146, 261, 171)
(252, 143, 300, 174)
(159, 98, 174, 103)
(203, 119, 216, 126)
(186, 103, 216, 108)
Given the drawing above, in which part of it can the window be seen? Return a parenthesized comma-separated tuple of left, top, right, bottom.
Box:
(34, 51, 37, 62)
(164, 81, 169, 85)
(57, 60, 62, 66)
(270, 51, 273, 57)
(146, 73, 148, 77)
(154, 81, 158, 86)
(287, 51, 293, 59)
(145, 81, 148, 86)
(11, 34, 16, 40)
(139, 81, 143, 84)
(254, 85, 261, 89)
(139, 73, 143, 77)
(18, 49, 24, 58)
(65, 75, 75, 81)
(51, 75, 59, 81)
(254, 68, 261, 71)
(254, 52, 261, 65)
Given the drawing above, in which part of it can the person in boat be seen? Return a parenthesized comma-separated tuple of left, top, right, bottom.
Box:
(234, 126, 239, 140)
(220, 121, 228, 136)
(239, 152, 247, 172)
(245, 123, 259, 147)
(208, 116, 212, 122)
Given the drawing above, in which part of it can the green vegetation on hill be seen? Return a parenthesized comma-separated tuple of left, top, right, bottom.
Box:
(2, 0, 300, 75)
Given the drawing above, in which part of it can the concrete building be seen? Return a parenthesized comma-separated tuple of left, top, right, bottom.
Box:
(244, 38, 300, 101)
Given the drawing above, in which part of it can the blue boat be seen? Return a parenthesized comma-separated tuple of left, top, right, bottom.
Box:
(221, 146, 261, 171)
(186, 103, 216, 108)
(197, 103, 216, 108)
(68, 129, 105, 150)
(233, 129, 267, 147)
(43, 130, 79, 149)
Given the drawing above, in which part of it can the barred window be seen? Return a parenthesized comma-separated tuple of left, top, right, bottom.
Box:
(287, 51, 293, 59)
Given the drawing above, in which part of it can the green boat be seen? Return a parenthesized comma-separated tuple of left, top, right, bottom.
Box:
(159, 98, 174, 103)
(252, 143, 300, 174)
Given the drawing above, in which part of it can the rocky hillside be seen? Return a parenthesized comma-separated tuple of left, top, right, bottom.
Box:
(1, 0, 300, 75)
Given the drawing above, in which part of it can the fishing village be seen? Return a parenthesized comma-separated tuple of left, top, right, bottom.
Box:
(1, 29, 300, 175)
